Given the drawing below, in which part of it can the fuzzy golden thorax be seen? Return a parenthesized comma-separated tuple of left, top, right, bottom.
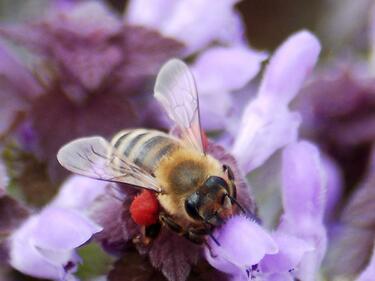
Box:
(154, 146, 224, 220)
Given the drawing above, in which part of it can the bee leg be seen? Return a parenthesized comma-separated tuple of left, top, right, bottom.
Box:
(184, 228, 206, 245)
(159, 213, 184, 234)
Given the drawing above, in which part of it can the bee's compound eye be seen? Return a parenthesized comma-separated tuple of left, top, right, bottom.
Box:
(185, 192, 201, 220)
(223, 165, 235, 181)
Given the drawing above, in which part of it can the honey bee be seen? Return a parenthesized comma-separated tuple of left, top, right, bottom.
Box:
(57, 59, 243, 245)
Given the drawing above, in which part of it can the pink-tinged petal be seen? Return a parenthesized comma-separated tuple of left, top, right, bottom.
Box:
(258, 30, 321, 105)
(260, 232, 314, 274)
(50, 175, 108, 211)
(192, 46, 267, 93)
(9, 214, 79, 280)
(357, 245, 375, 281)
(32, 207, 102, 251)
(205, 215, 278, 276)
(232, 104, 301, 173)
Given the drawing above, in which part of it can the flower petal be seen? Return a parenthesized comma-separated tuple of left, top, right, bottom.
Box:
(192, 46, 267, 93)
(232, 105, 301, 173)
(231, 31, 320, 173)
(258, 30, 321, 105)
(50, 175, 108, 211)
(127, 0, 245, 54)
(281, 141, 326, 222)
(260, 232, 314, 274)
(9, 215, 78, 280)
(279, 141, 327, 281)
(32, 207, 102, 251)
(205, 215, 278, 276)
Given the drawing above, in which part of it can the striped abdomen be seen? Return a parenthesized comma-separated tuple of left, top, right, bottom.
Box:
(110, 129, 180, 175)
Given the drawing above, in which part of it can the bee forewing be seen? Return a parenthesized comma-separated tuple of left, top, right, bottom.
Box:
(57, 136, 161, 192)
(154, 59, 205, 154)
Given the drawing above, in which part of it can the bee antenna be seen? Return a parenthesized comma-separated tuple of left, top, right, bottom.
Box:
(227, 194, 246, 215)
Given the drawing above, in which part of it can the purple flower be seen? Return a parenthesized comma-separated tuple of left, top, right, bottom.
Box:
(205, 141, 327, 281)
(8, 206, 101, 280)
(0, 0, 183, 180)
(125, 0, 245, 55)
(232, 30, 321, 173)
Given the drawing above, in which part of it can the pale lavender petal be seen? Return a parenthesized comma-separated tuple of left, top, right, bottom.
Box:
(32, 207, 102, 251)
(125, 0, 177, 29)
(279, 141, 327, 281)
(192, 46, 267, 93)
(232, 104, 301, 173)
(260, 232, 313, 274)
(50, 175, 108, 211)
(199, 91, 233, 130)
(231, 31, 321, 173)
(281, 141, 326, 222)
(162, 0, 244, 54)
(9, 211, 86, 280)
(357, 245, 375, 281)
(258, 30, 321, 105)
(205, 215, 278, 276)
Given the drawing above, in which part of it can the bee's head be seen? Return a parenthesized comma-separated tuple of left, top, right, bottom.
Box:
(184, 165, 237, 226)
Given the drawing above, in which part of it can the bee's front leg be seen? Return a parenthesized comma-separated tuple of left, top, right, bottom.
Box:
(160, 213, 209, 245)
(159, 213, 184, 233)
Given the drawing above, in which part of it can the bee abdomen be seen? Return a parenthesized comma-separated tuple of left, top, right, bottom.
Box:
(111, 129, 179, 174)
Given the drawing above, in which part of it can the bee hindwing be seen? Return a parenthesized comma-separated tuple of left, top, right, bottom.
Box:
(154, 59, 205, 154)
(57, 136, 161, 192)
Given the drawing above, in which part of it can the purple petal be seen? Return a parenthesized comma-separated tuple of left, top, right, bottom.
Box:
(205, 215, 278, 276)
(281, 141, 326, 222)
(163, 0, 244, 54)
(127, 0, 245, 54)
(50, 175, 108, 210)
(32, 207, 102, 251)
(260, 232, 313, 274)
(192, 46, 267, 93)
(258, 30, 321, 105)
(199, 91, 233, 130)
(9, 213, 81, 280)
(232, 104, 301, 173)
(231, 31, 321, 173)
(125, 0, 177, 29)
(279, 141, 327, 281)
(357, 245, 375, 281)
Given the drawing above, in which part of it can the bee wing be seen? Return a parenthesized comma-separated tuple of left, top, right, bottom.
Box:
(57, 136, 162, 193)
(154, 59, 205, 154)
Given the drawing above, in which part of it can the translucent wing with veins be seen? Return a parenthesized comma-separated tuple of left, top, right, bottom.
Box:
(57, 136, 161, 193)
(154, 59, 205, 154)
